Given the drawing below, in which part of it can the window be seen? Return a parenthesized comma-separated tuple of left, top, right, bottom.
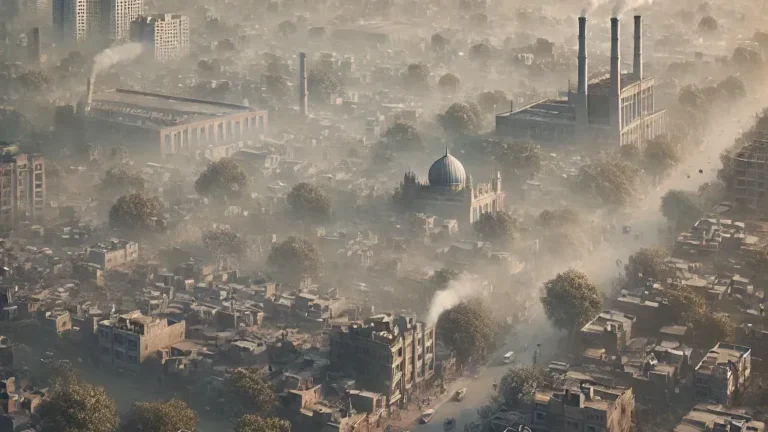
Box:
(113, 334, 123, 345)
(587, 426, 597, 432)
(535, 412, 546, 421)
(114, 350, 124, 360)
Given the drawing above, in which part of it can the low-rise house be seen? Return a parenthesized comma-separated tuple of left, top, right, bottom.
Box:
(86, 239, 139, 270)
(674, 404, 765, 432)
(580, 311, 636, 360)
(694, 343, 751, 406)
(97, 311, 185, 372)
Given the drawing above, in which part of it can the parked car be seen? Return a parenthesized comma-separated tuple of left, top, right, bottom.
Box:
(419, 409, 435, 424)
(455, 388, 467, 401)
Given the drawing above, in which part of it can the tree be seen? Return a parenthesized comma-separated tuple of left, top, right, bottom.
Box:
(267, 237, 323, 287)
(438, 102, 482, 136)
(530, 38, 555, 57)
(644, 134, 681, 179)
(17, 70, 51, 92)
(495, 141, 541, 183)
(286, 182, 331, 222)
(405, 63, 430, 90)
(235, 415, 291, 432)
(678, 84, 707, 111)
(572, 158, 640, 207)
(469, 43, 492, 62)
(437, 73, 461, 94)
(717, 76, 747, 101)
(225, 367, 279, 416)
(698, 181, 725, 208)
(109, 193, 163, 233)
(540, 269, 602, 336)
(538, 207, 581, 230)
(436, 300, 495, 365)
(431, 33, 450, 51)
(216, 38, 236, 53)
(380, 121, 423, 152)
(37, 377, 119, 432)
(625, 247, 669, 283)
(689, 312, 735, 349)
(732, 47, 763, 69)
(203, 227, 247, 259)
(121, 399, 197, 432)
(264, 73, 292, 100)
(308, 69, 343, 103)
(697, 16, 718, 33)
(497, 366, 548, 408)
(476, 90, 508, 114)
(473, 211, 520, 245)
(663, 284, 706, 319)
(100, 167, 145, 196)
(542, 230, 591, 262)
(277, 20, 297, 36)
(428, 268, 460, 291)
(195, 158, 248, 200)
(661, 190, 702, 230)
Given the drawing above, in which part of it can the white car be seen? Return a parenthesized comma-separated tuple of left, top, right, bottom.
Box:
(503, 351, 516, 364)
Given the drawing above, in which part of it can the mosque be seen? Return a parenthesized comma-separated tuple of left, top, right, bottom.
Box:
(396, 149, 505, 227)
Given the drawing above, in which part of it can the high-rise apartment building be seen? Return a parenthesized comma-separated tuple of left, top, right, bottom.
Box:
(0, 144, 45, 227)
(130, 13, 189, 61)
(52, 0, 142, 43)
(52, 0, 88, 42)
(103, 0, 143, 42)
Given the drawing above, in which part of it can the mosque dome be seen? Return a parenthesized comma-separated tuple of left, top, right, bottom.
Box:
(428, 150, 466, 189)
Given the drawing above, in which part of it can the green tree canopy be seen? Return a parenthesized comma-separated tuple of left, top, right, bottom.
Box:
(469, 43, 492, 62)
(37, 377, 119, 432)
(494, 141, 541, 183)
(286, 182, 331, 222)
(380, 121, 423, 152)
(663, 283, 706, 319)
(203, 227, 247, 259)
(476, 90, 508, 114)
(100, 167, 145, 196)
(195, 157, 248, 200)
(120, 399, 197, 432)
(405, 62, 430, 90)
(473, 211, 520, 245)
(437, 73, 461, 94)
(267, 237, 323, 287)
(108, 193, 163, 233)
(436, 300, 495, 365)
(689, 312, 735, 349)
(572, 158, 640, 207)
(660, 190, 702, 230)
(225, 367, 279, 416)
(625, 247, 669, 283)
(438, 102, 482, 136)
(538, 207, 581, 231)
(498, 366, 548, 408)
(428, 268, 460, 291)
(263, 73, 292, 101)
(235, 415, 291, 432)
(540, 269, 602, 336)
(308, 69, 343, 103)
(17, 69, 51, 92)
(644, 135, 682, 179)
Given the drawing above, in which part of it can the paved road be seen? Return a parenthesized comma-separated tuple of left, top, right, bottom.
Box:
(411, 324, 554, 432)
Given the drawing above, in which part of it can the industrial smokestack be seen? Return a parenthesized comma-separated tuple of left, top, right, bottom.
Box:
(577, 17, 587, 95)
(633, 15, 643, 82)
(609, 17, 621, 135)
(299, 52, 308, 118)
(85, 76, 94, 114)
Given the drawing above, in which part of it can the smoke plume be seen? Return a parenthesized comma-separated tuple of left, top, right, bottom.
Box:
(91, 42, 144, 79)
(424, 273, 487, 326)
(582, 0, 655, 16)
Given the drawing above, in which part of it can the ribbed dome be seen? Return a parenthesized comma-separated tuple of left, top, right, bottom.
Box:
(428, 150, 466, 189)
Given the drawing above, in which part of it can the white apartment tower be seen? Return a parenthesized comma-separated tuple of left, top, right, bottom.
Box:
(52, 0, 142, 43)
(130, 14, 189, 61)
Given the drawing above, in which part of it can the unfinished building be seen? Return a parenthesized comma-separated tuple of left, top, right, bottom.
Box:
(729, 139, 768, 210)
(495, 16, 665, 147)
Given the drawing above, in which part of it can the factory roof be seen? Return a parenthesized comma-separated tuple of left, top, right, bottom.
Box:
(88, 89, 256, 128)
(496, 99, 576, 125)
(587, 73, 650, 95)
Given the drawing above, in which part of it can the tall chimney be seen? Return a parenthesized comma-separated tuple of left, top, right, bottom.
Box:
(298, 52, 308, 118)
(85, 76, 94, 114)
(633, 15, 643, 82)
(577, 16, 587, 94)
(609, 17, 621, 136)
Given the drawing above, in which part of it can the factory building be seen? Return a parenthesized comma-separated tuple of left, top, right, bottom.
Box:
(81, 87, 268, 159)
(496, 16, 666, 148)
(131, 14, 190, 61)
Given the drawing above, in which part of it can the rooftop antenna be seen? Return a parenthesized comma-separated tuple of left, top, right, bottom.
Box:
(445, 145, 449, 156)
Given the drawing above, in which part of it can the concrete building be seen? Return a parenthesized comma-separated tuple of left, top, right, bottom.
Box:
(102, 0, 143, 42)
(97, 311, 185, 372)
(329, 314, 436, 406)
(674, 404, 765, 432)
(130, 14, 189, 61)
(52, 0, 88, 42)
(396, 150, 505, 228)
(727, 139, 768, 210)
(85, 239, 138, 270)
(530, 380, 634, 432)
(0, 145, 45, 228)
(26, 27, 41, 65)
(82, 88, 268, 159)
(496, 16, 665, 148)
(694, 343, 751, 406)
(580, 310, 636, 358)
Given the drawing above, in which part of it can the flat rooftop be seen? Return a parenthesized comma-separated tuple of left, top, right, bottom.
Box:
(88, 89, 255, 128)
(588, 73, 650, 95)
(497, 99, 576, 124)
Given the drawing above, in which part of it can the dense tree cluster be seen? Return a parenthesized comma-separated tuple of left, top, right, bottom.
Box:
(100, 167, 145, 196)
(660, 190, 702, 230)
(572, 158, 641, 207)
(380, 121, 423, 152)
(439, 102, 483, 136)
(37, 375, 119, 432)
(436, 300, 495, 365)
(286, 182, 332, 222)
(473, 211, 520, 246)
(203, 227, 247, 259)
(497, 366, 548, 407)
(109, 193, 163, 234)
(625, 247, 669, 283)
(267, 237, 323, 287)
(225, 367, 279, 417)
(120, 399, 197, 432)
(540, 269, 602, 336)
(195, 158, 248, 200)
(308, 69, 344, 103)
(437, 73, 461, 94)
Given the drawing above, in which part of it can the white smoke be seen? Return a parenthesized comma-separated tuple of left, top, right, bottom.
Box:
(582, 0, 655, 16)
(91, 42, 144, 79)
(424, 273, 488, 326)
